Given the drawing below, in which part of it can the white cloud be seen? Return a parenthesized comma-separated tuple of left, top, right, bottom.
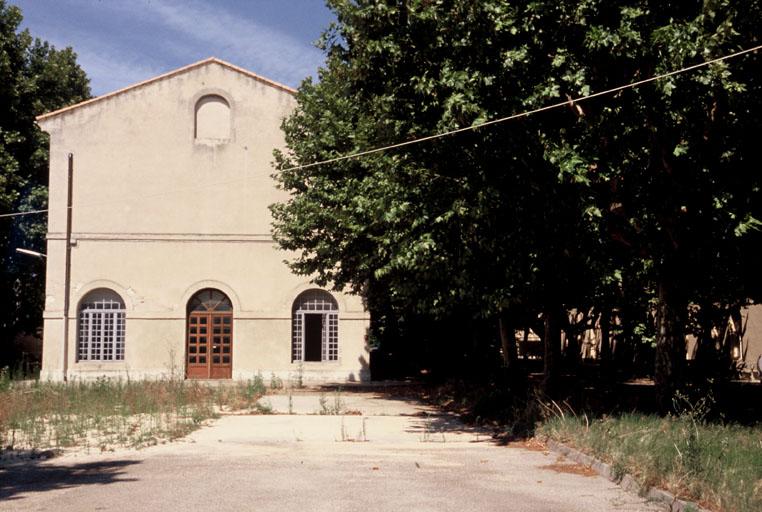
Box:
(77, 51, 163, 96)
(40, 33, 162, 96)
(138, 0, 324, 85)
(17, 0, 326, 96)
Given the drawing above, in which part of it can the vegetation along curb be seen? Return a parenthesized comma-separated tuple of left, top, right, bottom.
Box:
(545, 439, 709, 512)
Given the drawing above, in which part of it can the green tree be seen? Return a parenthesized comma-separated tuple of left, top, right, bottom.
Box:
(534, 0, 762, 410)
(0, 0, 90, 364)
(273, 0, 607, 389)
(272, 0, 762, 409)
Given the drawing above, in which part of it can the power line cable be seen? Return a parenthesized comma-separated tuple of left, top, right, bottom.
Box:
(0, 208, 48, 219)
(280, 43, 762, 172)
(1, 42, 760, 221)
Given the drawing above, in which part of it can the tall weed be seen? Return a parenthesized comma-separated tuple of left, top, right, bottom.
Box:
(0, 379, 267, 453)
(539, 409, 762, 512)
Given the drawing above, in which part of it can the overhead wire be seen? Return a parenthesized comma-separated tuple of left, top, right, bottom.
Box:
(1, 208, 49, 219)
(1, 42, 760, 221)
(280, 43, 762, 172)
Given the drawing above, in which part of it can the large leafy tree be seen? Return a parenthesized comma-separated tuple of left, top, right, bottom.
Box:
(0, 0, 90, 365)
(273, 0, 762, 409)
(273, 1, 608, 389)
(535, 0, 762, 409)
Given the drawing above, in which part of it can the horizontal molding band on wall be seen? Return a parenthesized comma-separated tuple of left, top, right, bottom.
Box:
(42, 314, 289, 320)
(47, 232, 275, 242)
(118, 316, 370, 321)
(43, 313, 370, 321)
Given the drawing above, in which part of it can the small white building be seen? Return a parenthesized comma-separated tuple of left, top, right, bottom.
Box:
(37, 58, 370, 383)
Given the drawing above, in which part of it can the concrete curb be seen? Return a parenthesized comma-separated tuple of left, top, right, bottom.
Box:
(545, 439, 709, 512)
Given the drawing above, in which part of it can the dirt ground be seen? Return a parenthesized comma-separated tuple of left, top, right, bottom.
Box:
(0, 390, 664, 512)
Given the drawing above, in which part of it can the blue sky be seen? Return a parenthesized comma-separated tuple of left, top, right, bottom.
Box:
(11, 0, 335, 96)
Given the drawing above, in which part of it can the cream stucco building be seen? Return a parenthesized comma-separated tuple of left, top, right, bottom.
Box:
(37, 58, 370, 383)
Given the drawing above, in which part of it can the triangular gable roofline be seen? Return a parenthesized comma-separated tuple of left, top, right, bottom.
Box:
(36, 57, 297, 122)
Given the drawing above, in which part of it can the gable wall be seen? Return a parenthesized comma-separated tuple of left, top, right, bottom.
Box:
(38, 63, 370, 382)
(42, 62, 293, 235)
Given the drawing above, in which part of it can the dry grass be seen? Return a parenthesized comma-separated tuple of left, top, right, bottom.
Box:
(539, 412, 762, 512)
(0, 376, 268, 454)
(426, 379, 761, 512)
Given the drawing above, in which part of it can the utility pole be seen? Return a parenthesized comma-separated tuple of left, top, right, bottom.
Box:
(62, 153, 73, 382)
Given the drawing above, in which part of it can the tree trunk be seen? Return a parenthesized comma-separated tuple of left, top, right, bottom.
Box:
(694, 302, 714, 361)
(654, 279, 687, 414)
(543, 306, 562, 398)
(498, 313, 518, 368)
(618, 270, 637, 374)
(692, 301, 717, 384)
(600, 309, 611, 361)
(599, 308, 612, 380)
(564, 313, 579, 371)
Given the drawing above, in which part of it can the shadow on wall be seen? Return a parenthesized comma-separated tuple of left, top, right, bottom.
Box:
(0, 458, 140, 501)
(343, 355, 371, 383)
(359, 354, 371, 381)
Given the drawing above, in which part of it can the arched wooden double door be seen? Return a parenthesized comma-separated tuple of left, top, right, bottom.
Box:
(186, 289, 233, 379)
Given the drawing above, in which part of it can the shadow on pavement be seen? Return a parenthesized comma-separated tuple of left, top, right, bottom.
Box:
(315, 382, 497, 439)
(0, 457, 139, 501)
(314, 381, 421, 393)
(403, 413, 494, 439)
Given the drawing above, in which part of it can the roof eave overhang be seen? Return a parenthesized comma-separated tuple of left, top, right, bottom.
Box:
(36, 57, 297, 123)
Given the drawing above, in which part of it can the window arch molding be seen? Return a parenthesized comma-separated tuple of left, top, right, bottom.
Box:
(291, 289, 339, 363)
(180, 280, 241, 314)
(279, 284, 349, 312)
(75, 279, 132, 310)
(187, 288, 233, 313)
(190, 88, 235, 143)
(77, 288, 126, 362)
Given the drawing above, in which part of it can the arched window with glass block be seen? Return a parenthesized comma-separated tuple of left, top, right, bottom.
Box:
(77, 289, 126, 361)
(292, 290, 338, 362)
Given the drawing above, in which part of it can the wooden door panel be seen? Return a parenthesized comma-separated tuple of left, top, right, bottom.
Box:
(186, 314, 207, 378)
(186, 312, 232, 379)
(209, 313, 232, 378)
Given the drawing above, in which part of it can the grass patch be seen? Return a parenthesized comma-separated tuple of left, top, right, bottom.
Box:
(0, 377, 267, 454)
(318, 389, 346, 415)
(424, 378, 761, 512)
(538, 412, 762, 512)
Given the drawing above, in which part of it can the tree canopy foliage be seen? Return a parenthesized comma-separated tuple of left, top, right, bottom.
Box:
(0, 0, 90, 364)
(274, 0, 762, 410)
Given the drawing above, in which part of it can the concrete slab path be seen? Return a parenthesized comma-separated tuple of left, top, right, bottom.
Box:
(0, 390, 663, 512)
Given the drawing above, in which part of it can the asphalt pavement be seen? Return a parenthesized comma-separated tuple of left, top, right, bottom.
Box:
(0, 390, 663, 512)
